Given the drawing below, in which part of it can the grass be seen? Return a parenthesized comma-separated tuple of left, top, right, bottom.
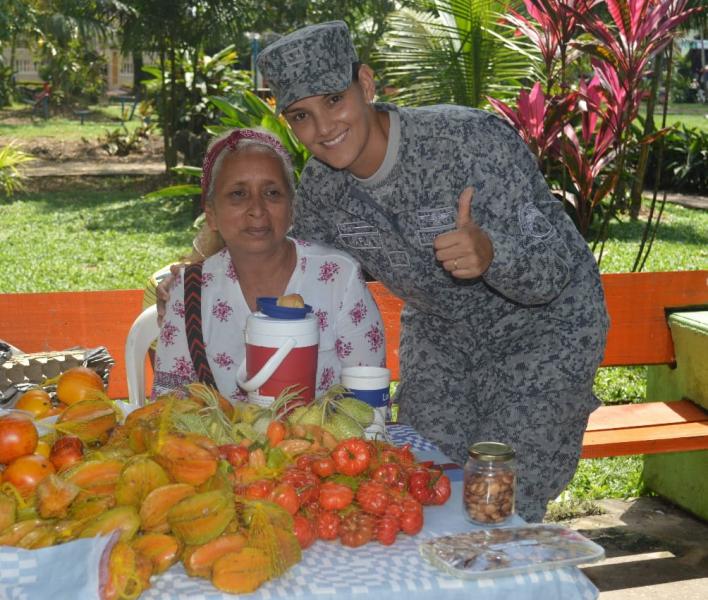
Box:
(0, 177, 195, 293)
(0, 103, 147, 141)
(641, 102, 708, 132)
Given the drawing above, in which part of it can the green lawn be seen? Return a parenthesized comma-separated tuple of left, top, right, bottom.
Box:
(0, 103, 148, 141)
(1, 178, 195, 293)
(643, 102, 708, 131)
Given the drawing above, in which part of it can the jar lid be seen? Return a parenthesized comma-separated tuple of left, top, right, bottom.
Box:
(468, 441, 515, 461)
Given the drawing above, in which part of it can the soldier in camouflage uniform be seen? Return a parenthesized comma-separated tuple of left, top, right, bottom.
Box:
(257, 21, 609, 522)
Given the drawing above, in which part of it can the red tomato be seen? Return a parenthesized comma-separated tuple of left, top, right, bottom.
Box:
(399, 498, 424, 535)
(376, 514, 400, 546)
(408, 469, 435, 504)
(318, 481, 354, 510)
(292, 514, 316, 550)
(310, 455, 336, 478)
(315, 510, 341, 541)
(295, 454, 316, 472)
(245, 479, 275, 500)
(218, 444, 249, 468)
(49, 436, 83, 472)
(331, 439, 371, 476)
(0, 413, 38, 465)
(280, 468, 320, 505)
(339, 511, 376, 548)
(268, 482, 300, 515)
(371, 463, 408, 492)
(356, 481, 390, 516)
(3, 454, 55, 497)
(431, 472, 451, 505)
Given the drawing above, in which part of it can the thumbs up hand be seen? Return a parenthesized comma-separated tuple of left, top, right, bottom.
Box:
(433, 187, 494, 279)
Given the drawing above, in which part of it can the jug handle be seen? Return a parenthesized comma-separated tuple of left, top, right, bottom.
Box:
(236, 337, 297, 392)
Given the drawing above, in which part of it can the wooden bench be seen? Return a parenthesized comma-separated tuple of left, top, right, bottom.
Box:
(370, 271, 708, 459)
(1, 271, 707, 459)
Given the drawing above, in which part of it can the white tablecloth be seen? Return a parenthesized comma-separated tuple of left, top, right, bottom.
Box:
(0, 425, 599, 600)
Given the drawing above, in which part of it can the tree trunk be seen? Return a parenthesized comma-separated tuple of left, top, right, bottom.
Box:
(132, 52, 143, 98)
(629, 53, 662, 219)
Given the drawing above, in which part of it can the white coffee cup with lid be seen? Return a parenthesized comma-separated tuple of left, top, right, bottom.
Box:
(340, 366, 391, 439)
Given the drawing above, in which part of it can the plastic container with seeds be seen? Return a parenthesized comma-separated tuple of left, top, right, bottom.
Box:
(463, 441, 516, 525)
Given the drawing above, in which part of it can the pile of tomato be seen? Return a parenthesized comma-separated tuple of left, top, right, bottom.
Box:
(228, 437, 451, 549)
(0, 413, 84, 498)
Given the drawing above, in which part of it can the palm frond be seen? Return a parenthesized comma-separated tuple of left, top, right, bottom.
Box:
(376, 0, 538, 108)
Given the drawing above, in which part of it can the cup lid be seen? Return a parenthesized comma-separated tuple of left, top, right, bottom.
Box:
(256, 296, 313, 319)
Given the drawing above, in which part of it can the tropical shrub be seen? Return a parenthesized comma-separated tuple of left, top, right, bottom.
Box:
(0, 144, 33, 198)
(645, 125, 708, 193)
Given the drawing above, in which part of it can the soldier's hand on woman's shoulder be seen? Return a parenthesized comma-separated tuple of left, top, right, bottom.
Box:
(433, 187, 494, 279)
(155, 264, 183, 327)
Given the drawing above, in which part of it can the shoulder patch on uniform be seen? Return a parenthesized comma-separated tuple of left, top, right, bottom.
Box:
(518, 203, 554, 239)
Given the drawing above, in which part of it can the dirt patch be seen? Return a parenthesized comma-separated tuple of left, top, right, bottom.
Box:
(0, 133, 164, 163)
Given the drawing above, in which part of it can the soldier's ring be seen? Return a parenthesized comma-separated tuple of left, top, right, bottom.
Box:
(453, 259, 459, 270)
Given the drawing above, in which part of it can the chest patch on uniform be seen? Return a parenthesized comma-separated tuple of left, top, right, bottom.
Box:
(416, 207, 457, 248)
(337, 221, 383, 250)
(518, 203, 554, 239)
(387, 251, 410, 268)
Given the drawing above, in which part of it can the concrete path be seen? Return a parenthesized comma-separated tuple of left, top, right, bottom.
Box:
(562, 497, 708, 599)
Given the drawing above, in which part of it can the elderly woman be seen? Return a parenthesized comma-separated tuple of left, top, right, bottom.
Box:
(152, 128, 385, 401)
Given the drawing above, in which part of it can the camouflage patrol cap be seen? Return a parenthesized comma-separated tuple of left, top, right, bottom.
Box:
(257, 21, 358, 114)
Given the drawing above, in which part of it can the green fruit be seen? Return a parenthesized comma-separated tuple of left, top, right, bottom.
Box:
(296, 403, 325, 427)
(323, 413, 362, 440)
(336, 397, 374, 427)
(286, 406, 308, 425)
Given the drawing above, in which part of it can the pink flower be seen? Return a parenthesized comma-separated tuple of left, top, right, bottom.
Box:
(173, 356, 196, 379)
(296, 239, 312, 247)
(365, 323, 384, 353)
(226, 261, 238, 282)
(349, 300, 368, 326)
(318, 366, 335, 391)
(300, 256, 307, 272)
(212, 299, 233, 322)
(173, 300, 185, 319)
(315, 308, 329, 331)
(160, 321, 179, 346)
(335, 338, 353, 359)
(318, 261, 340, 283)
(201, 272, 214, 287)
(214, 352, 234, 369)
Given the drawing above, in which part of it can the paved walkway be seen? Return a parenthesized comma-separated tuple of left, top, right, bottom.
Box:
(563, 497, 708, 599)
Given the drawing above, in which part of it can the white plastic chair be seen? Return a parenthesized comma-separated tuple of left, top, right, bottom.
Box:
(124, 304, 159, 408)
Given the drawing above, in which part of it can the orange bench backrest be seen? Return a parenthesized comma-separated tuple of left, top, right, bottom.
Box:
(1, 271, 706, 399)
(368, 270, 708, 380)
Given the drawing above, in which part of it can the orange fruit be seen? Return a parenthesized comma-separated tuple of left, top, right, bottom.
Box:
(3, 454, 55, 498)
(56, 367, 104, 406)
(15, 389, 52, 419)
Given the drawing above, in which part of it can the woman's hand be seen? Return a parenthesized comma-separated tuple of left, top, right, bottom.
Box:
(155, 264, 181, 327)
(433, 187, 494, 279)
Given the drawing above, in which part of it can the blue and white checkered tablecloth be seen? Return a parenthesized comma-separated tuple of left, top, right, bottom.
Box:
(0, 425, 599, 600)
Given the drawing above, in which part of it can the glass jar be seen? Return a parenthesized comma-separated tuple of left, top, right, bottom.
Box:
(463, 441, 516, 525)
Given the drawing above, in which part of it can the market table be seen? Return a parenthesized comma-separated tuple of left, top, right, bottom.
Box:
(0, 425, 599, 600)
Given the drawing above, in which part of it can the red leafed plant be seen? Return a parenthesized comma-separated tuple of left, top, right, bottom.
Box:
(487, 82, 578, 164)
